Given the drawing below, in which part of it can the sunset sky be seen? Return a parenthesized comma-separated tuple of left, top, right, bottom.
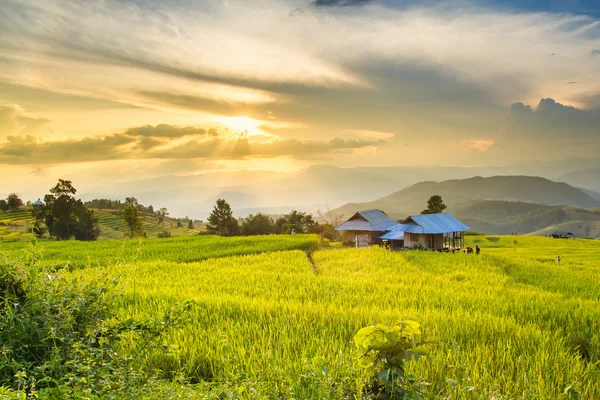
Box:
(1, 0, 600, 200)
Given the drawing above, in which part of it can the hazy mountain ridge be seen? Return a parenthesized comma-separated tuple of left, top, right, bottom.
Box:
(331, 175, 600, 237)
(73, 157, 600, 218)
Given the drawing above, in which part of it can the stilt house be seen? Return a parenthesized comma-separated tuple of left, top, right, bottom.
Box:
(390, 213, 469, 250)
(335, 209, 398, 247)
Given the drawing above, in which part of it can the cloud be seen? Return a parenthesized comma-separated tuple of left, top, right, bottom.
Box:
(0, 104, 49, 138)
(2, 0, 600, 116)
(469, 139, 494, 152)
(508, 98, 600, 139)
(312, 0, 373, 7)
(0, 124, 384, 165)
(124, 124, 216, 139)
(592, 49, 600, 56)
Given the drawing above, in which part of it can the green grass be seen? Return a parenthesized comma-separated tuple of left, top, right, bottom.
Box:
(0, 209, 35, 243)
(3, 235, 600, 398)
(1, 234, 320, 270)
(0, 207, 202, 242)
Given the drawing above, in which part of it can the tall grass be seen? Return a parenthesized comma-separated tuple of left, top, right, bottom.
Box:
(74, 236, 600, 398)
(5, 235, 599, 398)
(0, 234, 320, 269)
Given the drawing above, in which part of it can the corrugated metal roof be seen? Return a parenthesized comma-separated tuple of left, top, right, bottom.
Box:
(336, 220, 373, 231)
(400, 213, 470, 234)
(335, 209, 398, 232)
(379, 224, 405, 240)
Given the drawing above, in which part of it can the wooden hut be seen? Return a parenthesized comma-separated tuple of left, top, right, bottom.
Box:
(551, 231, 575, 239)
(335, 209, 398, 247)
(382, 213, 469, 250)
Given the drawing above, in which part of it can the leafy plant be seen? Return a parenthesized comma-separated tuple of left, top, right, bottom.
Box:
(0, 240, 195, 398)
(354, 321, 429, 399)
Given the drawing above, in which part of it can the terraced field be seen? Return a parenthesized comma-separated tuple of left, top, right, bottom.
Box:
(0, 207, 200, 242)
(0, 209, 34, 242)
(2, 235, 599, 398)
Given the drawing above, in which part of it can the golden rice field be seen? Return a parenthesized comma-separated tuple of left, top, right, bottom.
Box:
(3, 234, 600, 399)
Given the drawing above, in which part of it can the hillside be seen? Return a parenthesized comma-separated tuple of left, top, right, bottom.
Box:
(557, 167, 600, 192)
(452, 201, 600, 238)
(332, 176, 600, 237)
(0, 207, 203, 243)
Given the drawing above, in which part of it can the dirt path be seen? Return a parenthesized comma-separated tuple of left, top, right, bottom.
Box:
(306, 252, 318, 274)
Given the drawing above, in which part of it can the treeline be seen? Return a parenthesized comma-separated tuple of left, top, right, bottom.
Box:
(85, 198, 157, 215)
(205, 199, 340, 240)
(0, 193, 24, 212)
(31, 180, 100, 241)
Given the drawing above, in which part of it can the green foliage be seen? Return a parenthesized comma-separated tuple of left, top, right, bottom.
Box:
(0, 241, 196, 398)
(421, 194, 447, 215)
(241, 213, 275, 235)
(464, 229, 484, 236)
(123, 204, 146, 239)
(355, 321, 429, 399)
(156, 208, 169, 226)
(275, 210, 316, 234)
(206, 199, 239, 236)
(157, 229, 172, 238)
(6, 193, 24, 211)
(41, 180, 100, 241)
(187, 220, 194, 229)
(0, 199, 8, 212)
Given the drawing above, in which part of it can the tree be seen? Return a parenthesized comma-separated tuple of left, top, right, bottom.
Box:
(6, 193, 24, 211)
(123, 204, 146, 239)
(0, 200, 7, 212)
(421, 195, 447, 215)
(206, 199, 239, 236)
(42, 179, 100, 241)
(241, 213, 275, 236)
(156, 207, 168, 226)
(275, 210, 316, 234)
(188, 220, 194, 229)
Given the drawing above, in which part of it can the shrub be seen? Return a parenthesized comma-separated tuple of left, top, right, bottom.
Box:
(157, 229, 172, 238)
(354, 321, 429, 399)
(0, 240, 194, 398)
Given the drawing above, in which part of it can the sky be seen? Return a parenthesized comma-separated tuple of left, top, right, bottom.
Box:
(1, 0, 600, 201)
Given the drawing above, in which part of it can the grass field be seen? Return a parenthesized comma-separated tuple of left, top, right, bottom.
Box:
(0, 207, 202, 242)
(2, 235, 599, 398)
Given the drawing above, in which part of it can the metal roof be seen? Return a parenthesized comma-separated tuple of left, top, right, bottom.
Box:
(379, 224, 406, 240)
(335, 209, 398, 232)
(399, 213, 470, 234)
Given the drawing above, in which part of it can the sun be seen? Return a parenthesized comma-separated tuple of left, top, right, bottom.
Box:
(213, 116, 264, 137)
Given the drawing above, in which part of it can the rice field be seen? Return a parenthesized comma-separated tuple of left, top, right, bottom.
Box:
(0, 208, 201, 242)
(2, 235, 599, 398)
(0, 234, 321, 269)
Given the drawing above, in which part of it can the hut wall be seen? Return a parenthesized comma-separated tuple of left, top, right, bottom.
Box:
(405, 233, 444, 249)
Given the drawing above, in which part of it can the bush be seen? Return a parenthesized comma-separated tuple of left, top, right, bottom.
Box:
(0, 240, 194, 398)
(157, 229, 172, 238)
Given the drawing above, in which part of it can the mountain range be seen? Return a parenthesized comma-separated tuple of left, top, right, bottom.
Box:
(331, 176, 600, 238)
(75, 157, 600, 220)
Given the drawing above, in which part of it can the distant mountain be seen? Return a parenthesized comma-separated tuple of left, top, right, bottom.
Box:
(331, 176, 600, 236)
(333, 175, 600, 219)
(582, 189, 600, 202)
(557, 167, 600, 193)
(452, 200, 600, 237)
(74, 157, 599, 218)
